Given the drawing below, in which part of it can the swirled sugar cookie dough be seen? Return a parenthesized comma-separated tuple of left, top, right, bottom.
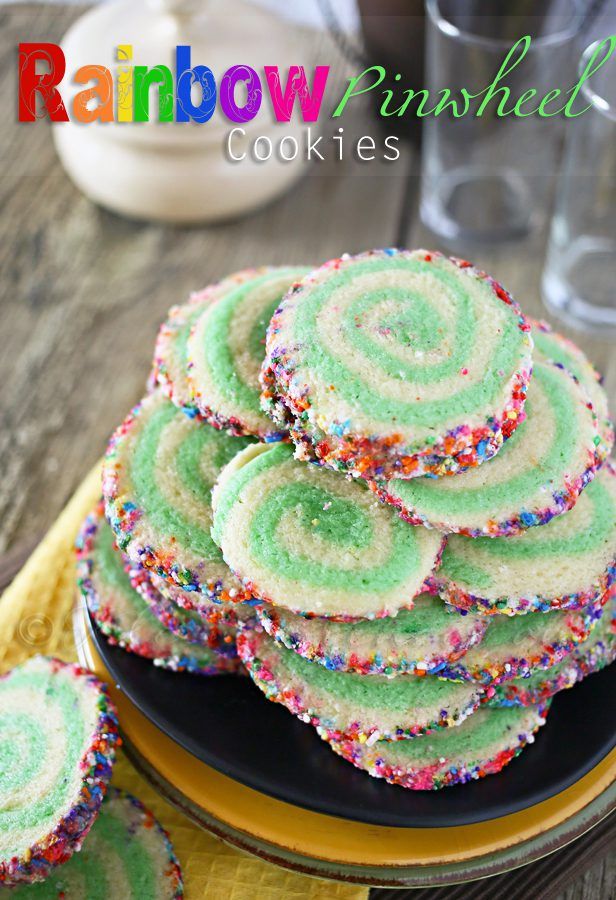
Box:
(436, 464, 616, 614)
(102, 391, 256, 603)
(260, 249, 532, 480)
(531, 318, 613, 462)
(77, 507, 240, 675)
(376, 361, 602, 537)
(238, 624, 486, 742)
(256, 593, 487, 677)
(211, 442, 444, 619)
(0, 657, 120, 886)
(11, 789, 184, 899)
(323, 703, 549, 791)
(185, 266, 311, 439)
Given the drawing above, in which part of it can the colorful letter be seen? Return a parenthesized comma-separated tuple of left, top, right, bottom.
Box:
(220, 65, 262, 123)
(73, 65, 113, 122)
(134, 65, 173, 122)
(176, 45, 216, 123)
(264, 65, 329, 122)
(117, 45, 133, 123)
(18, 42, 68, 122)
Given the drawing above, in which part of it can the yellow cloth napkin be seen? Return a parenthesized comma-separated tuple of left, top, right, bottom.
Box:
(0, 464, 368, 900)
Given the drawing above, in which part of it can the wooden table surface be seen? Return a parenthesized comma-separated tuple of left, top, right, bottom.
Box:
(1, 6, 614, 898)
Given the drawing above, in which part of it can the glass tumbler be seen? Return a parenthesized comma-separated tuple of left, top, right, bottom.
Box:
(420, 0, 579, 247)
(542, 39, 616, 333)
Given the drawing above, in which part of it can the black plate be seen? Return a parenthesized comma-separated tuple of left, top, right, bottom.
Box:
(88, 612, 616, 828)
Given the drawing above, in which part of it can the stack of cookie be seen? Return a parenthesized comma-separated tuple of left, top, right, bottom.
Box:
(86, 250, 615, 792)
(79, 268, 310, 677)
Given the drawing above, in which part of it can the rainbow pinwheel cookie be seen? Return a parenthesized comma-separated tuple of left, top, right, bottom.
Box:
(322, 703, 550, 791)
(237, 623, 487, 743)
(376, 361, 601, 538)
(0, 657, 120, 886)
(211, 442, 444, 620)
(261, 249, 532, 480)
(103, 392, 256, 604)
(11, 789, 183, 898)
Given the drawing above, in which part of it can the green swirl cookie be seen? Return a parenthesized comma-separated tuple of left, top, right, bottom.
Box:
(211, 442, 444, 619)
(490, 593, 615, 707)
(151, 281, 226, 416)
(437, 464, 616, 614)
(261, 249, 532, 480)
(238, 624, 486, 742)
(256, 593, 487, 677)
(77, 506, 241, 675)
(322, 703, 549, 790)
(444, 595, 605, 684)
(531, 318, 613, 462)
(12, 788, 183, 898)
(103, 391, 256, 603)
(184, 266, 311, 438)
(376, 361, 601, 537)
(0, 657, 119, 886)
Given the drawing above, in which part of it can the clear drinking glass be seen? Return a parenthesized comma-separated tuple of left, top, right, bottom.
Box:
(420, 0, 579, 247)
(542, 39, 616, 332)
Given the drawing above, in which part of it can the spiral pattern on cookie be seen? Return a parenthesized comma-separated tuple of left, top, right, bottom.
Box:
(183, 266, 310, 438)
(256, 593, 487, 677)
(376, 361, 601, 537)
(322, 703, 549, 791)
(238, 624, 486, 742)
(12, 789, 183, 898)
(261, 249, 532, 480)
(0, 657, 119, 886)
(437, 464, 616, 614)
(211, 442, 444, 619)
(103, 391, 256, 602)
(531, 318, 613, 462)
(77, 506, 241, 674)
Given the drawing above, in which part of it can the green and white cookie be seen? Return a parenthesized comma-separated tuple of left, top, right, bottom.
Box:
(531, 318, 613, 462)
(103, 391, 256, 604)
(0, 657, 120, 886)
(185, 266, 311, 438)
(237, 624, 486, 742)
(12, 789, 183, 898)
(151, 281, 228, 416)
(323, 703, 549, 790)
(437, 464, 616, 615)
(444, 595, 605, 684)
(490, 593, 615, 707)
(211, 442, 444, 619)
(261, 249, 532, 480)
(77, 507, 240, 675)
(256, 593, 487, 677)
(376, 361, 601, 537)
